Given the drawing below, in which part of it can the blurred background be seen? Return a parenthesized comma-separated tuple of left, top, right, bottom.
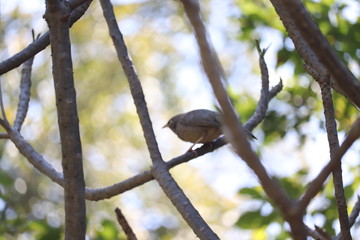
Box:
(0, 0, 359, 239)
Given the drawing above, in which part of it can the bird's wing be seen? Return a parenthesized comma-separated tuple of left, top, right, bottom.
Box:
(182, 110, 221, 128)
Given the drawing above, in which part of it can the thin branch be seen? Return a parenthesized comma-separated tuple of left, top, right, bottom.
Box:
(335, 196, 360, 240)
(245, 40, 282, 131)
(115, 207, 138, 240)
(0, 78, 9, 125)
(305, 225, 330, 240)
(178, 0, 306, 239)
(299, 117, 360, 211)
(14, 42, 35, 132)
(269, 0, 360, 109)
(0, 120, 64, 185)
(317, 71, 351, 238)
(349, 197, 360, 227)
(0, 0, 92, 76)
(100, 0, 219, 239)
(0, 123, 259, 203)
(44, 0, 86, 239)
(0, 133, 9, 139)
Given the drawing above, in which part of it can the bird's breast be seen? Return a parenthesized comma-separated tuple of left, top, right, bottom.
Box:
(175, 125, 222, 143)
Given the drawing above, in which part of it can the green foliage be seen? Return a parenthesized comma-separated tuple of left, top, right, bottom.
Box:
(228, 87, 257, 122)
(261, 109, 288, 143)
(235, 0, 285, 41)
(236, 169, 307, 238)
(236, 210, 279, 229)
(28, 220, 62, 240)
(93, 219, 120, 240)
(237, 167, 360, 238)
(235, 0, 359, 140)
(239, 186, 266, 201)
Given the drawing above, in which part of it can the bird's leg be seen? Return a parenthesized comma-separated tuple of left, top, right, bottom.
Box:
(186, 136, 204, 156)
(187, 143, 196, 153)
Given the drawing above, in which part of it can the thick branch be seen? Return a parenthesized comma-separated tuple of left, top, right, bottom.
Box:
(44, 0, 86, 239)
(178, 0, 306, 239)
(269, 0, 360, 109)
(100, 0, 219, 239)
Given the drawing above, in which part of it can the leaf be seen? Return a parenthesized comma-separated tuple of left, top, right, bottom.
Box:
(236, 210, 278, 229)
(238, 187, 265, 200)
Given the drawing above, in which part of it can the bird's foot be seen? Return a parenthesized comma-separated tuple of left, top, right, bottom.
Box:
(186, 146, 198, 157)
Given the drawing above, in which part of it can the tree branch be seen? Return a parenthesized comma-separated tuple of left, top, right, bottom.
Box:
(269, 0, 360, 109)
(245, 41, 282, 131)
(299, 117, 360, 213)
(316, 71, 351, 239)
(44, 0, 86, 239)
(0, 0, 93, 76)
(14, 44, 35, 132)
(0, 78, 9, 125)
(178, 0, 307, 239)
(99, 0, 220, 239)
(115, 207, 138, 240)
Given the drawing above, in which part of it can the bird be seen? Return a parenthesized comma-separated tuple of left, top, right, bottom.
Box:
(163, 109, 255, 151)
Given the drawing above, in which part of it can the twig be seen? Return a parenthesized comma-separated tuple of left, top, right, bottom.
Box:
(14, 33, 36, 131)
(305, 225, 330, 240)
(245, 40, 282, 131)
(0, 78, 9, 125)
(115, 207, 138, 240)
(349, 196, 360, 227)
(335, 196, 360, 240)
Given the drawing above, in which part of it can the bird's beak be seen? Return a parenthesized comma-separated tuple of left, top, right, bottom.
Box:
(162, 123, 169, 129)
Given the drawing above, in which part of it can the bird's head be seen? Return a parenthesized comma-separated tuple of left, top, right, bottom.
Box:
(162, 114, 183, 132)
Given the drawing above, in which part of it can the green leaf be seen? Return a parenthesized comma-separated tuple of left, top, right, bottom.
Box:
(238, 187, 265, 200)
(236, 210, 278, 229)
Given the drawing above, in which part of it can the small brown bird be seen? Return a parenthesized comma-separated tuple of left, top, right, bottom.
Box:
(163, 109, 255, 151)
